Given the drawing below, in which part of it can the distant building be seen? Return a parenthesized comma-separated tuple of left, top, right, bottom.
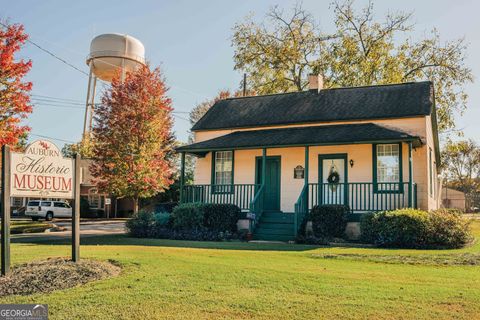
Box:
(442, 187, 466, 211)
(79, 159, 134, 217)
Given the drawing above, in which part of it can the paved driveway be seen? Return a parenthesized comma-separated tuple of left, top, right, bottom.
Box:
(12, 219, 127, 242)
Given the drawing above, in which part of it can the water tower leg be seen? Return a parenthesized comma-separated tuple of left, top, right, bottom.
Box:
(88, 76, 97, 133)
(83, 63, 94, 138)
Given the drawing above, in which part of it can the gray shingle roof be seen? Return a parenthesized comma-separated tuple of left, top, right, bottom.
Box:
(192, 81, 433, 131)
(177, 123, 420, 154)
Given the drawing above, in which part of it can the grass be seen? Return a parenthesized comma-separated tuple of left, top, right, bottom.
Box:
(1, 220, 480, 319)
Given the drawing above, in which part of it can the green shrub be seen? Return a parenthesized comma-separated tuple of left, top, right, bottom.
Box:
(360, 209, 429, 247)
(427, 209, 473, 248)
(361, 208, 473, 249)
(126, 210, 154, 237)
(310, 205, 349, 238)
(128, 203, 242, 240)
(202, 204, 241, 232)
(171, 203, 204, 230)
(171, 203, 242, 231)
(153, 211, 171, 228)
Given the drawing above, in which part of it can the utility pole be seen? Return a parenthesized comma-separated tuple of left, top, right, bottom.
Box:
(243, 73, 247, 97)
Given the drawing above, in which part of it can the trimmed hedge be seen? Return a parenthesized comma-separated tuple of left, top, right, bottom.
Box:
(361, 208, 473, 249)
(202, 204, 241, 232)
(127, 203, 242, 241)
(171, 203, 204, 230)
(310, 205, 350, 238)
(427, 209, 473, 248)
(126, 211, 156, 238)
(171, 203, 241, 232)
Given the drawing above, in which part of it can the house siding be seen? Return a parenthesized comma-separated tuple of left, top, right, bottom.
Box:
(425, 115, 441, 209)
(193, 116, 439, 212)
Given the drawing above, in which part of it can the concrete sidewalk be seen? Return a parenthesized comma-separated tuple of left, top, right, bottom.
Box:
(11, 220, 127, 242)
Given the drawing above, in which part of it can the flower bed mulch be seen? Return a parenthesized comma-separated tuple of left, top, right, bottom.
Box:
(0, 257, 121, 296)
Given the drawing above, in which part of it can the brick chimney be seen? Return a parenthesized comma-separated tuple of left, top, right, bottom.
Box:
(308, 74, 323, 93)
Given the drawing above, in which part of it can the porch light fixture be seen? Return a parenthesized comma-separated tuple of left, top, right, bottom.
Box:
(349, 159, 354, 168)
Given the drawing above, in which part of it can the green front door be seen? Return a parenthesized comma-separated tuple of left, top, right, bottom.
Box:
(256, 156, 281, 211)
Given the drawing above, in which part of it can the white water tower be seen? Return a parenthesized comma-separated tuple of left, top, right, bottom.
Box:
(83, 33, 146, 136)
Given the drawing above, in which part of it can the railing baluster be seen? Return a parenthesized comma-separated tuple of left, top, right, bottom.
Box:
(243, 185, 245, 209)
(368, 183, 371, 212)
(182, 181, 415, 213)
(363, 183, 366, 211)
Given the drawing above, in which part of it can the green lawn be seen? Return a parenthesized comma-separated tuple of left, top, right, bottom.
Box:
(2, 220, 480, 319)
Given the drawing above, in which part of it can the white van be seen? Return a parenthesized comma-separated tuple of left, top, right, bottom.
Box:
(25, 200, 72, 221)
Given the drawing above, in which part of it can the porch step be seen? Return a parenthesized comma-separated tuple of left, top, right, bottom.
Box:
(257, 223, 294, 231)
(255, 227, 294, 236)
(252, 233, 295, 242)
(259, 213, 294, 224)
(261, 211, 294, 218)
(253, 212, 296, 242)
(259, 217, 294, 224)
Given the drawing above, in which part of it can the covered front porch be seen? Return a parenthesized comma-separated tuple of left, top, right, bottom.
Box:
(177, 123, 421, 240)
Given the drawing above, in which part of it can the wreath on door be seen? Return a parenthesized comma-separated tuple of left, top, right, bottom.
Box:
(327, 161, 341, 192)
(327, 171, 340, 184)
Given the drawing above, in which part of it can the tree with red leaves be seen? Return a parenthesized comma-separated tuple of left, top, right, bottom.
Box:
(0, 22, 32, 147)
(90, 65, 175, 214)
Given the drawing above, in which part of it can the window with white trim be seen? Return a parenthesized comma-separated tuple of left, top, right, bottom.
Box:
(213, 151, 233, 192)
(375, 144, 401, 191)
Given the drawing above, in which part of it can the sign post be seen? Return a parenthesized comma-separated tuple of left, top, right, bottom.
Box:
(72, 153, 81, 262)
(1, 145, 11, 276)
(105, 198, 111, 219)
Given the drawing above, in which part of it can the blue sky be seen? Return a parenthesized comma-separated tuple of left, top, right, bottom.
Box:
(1, 0, 478, 147)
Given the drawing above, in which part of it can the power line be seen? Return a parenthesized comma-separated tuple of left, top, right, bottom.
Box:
(31, 98, 84, 106)
(172, 114, 189, 121)
(32, 103, 84, 110)
(29, 133, 75, 143)
(1, 21, 89, 76)
(32, 94, 191, 112)
(2, 21, 193, 127)
(31, 98, 191, 114)
(2, 21, 211, 102)
(32, 102, 190, 121)
(31, 94, 84, 104)
(25, 39, 89, 76)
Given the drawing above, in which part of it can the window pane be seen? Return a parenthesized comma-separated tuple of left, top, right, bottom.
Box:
(12, 197, 23, 207)
(214, 151, 233, 189)
(376, 144, 400, 190)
